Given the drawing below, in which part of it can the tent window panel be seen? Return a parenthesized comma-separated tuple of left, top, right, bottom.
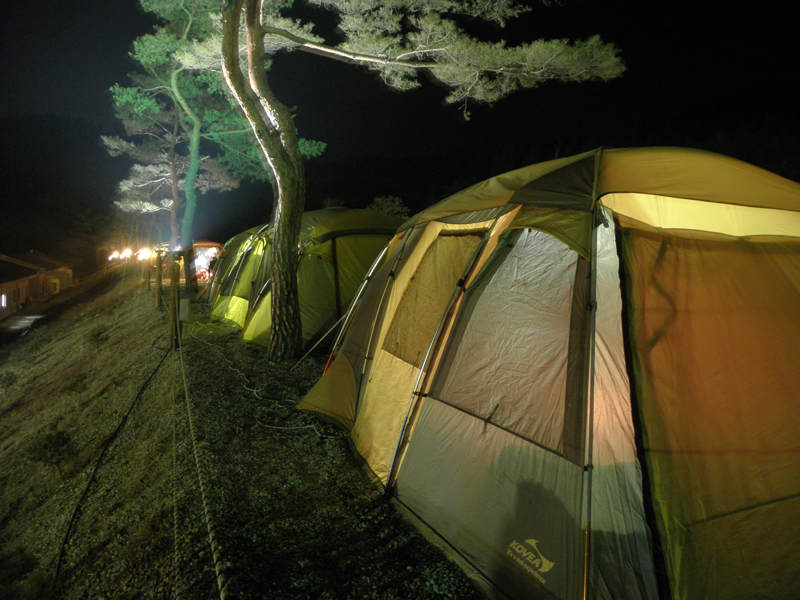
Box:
(383, 234, 482, 368)
(620, 229, 800, 600)
(430, 229, 579, 454)
(334, 235, 394, 310)
(336, 228, 424, 398)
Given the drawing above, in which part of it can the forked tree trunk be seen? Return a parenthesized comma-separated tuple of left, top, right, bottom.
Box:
(222, 0, 306, 360)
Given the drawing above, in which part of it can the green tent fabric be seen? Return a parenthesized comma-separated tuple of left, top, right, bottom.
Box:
(299, 148, 800, 600)
(209, 208, 403, 349)
(206, 223, 266, 308)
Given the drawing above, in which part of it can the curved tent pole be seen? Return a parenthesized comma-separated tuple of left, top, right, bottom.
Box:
(220, 243, 254, 318)
(205, 251, 225, 304)
(384, 218, 503, 496)
(214, 243, 248, 310)
(219, 224, 271, 322)
(354, 230, 416, 391)
(247, 227, 273, 308)
(321, 244, 389, 375)
(208, 238, 251, 306)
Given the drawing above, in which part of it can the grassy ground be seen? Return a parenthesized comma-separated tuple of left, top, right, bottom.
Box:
(0, 267, 483, 600)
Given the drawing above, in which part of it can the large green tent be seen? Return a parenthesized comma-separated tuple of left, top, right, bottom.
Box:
(299, 147, 800, 600)
(209, 208, 402, 349)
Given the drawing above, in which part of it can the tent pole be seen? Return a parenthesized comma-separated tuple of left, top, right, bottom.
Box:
(241, 227, 276, 327)
(291, 311, 348, 371)
(322, 244, 389, 375)
(217, 232, 258, 317)
(205, 249, 223, 304)
(583, 150, 604, 599)
(583, 522, 591, 600)
(224, 224, 271, 309)
(331, 237, 342, 318)
(356, 231, 415, 386)
(384, 226, 497, 495)
(247, 237, 269, 308)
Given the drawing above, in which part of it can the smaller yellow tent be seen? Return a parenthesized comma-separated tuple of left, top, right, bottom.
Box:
(206, 224, 265, 303)
(209, 208, 402, 349)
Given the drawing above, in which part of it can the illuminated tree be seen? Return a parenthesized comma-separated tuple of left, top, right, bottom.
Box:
(102, 109, 238, 249)
(111, 0, 324, 252)
(211, 0, 624, 360)
(367, 196, 410, 220)
(103, 111, 185, 248)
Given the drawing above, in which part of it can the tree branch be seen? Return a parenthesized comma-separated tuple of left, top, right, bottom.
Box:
(262, 25, 438, 69)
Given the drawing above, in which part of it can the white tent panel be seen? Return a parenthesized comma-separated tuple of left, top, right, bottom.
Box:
(589, 214, 659, 599)
(436, 229, 578, 451)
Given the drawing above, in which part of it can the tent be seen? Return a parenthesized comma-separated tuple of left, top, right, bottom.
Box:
(208, 222, 271, 325)
(299, 148, 800, 600)
(209, 208, 403, 349)
(191, 241, 223, 281)
(204, 225, 264, 305)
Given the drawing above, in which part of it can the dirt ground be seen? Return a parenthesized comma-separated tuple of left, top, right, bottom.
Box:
(0, 266, 483, 600)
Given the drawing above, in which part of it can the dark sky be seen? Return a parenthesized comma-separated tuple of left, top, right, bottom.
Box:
(1, 0, 799, 253)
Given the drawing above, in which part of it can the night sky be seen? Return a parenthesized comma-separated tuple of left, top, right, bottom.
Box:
(1, 0, 799, 265)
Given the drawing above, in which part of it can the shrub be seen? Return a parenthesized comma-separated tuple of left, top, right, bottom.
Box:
(25, 430, 74, 467)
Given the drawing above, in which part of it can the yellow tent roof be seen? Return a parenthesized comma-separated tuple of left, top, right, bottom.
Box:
(401, 147, 800, 238)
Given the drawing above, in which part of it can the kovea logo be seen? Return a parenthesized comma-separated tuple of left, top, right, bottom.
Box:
(506, 538, 555, 585)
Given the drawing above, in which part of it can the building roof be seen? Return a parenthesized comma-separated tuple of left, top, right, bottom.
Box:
(0, 255, 38, 284)
(7, 251, 71, 271)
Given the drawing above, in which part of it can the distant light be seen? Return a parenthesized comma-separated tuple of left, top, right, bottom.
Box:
(120, 249, 132, 259)
(136, 248, 152, 261)
(108, 251, 120, 261)
(193, 246, 220, 281)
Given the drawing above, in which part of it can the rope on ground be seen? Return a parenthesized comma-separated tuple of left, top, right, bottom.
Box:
(176, 333, 230, 600)
(189, 332, 250, 382)
(171, 347, 180, 600)
(188, 331, 294, 405)
(254, 417, 321, 435)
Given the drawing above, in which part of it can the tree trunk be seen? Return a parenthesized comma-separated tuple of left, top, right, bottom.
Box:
(182, 123, 200, 293)
(177, 93, 201, 252)
(168, 119, 181, 250)
(222, 0, 306, 360)
(267, 159, 304, 360)
(172, 77, 202, 293)
(169, 68, 201, 253)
